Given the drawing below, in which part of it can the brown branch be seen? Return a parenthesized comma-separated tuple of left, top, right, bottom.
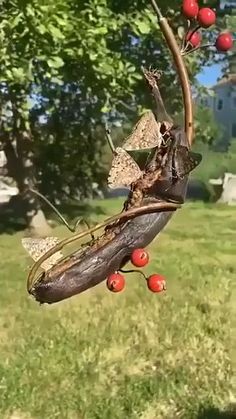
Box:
(149, 0, 194, 146)
(27, 200, 181, 291)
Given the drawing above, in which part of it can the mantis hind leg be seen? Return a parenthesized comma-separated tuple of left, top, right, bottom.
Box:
(28, 189, 95, 240)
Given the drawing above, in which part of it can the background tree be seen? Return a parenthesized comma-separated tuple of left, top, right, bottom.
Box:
(0, 0, 233, 233)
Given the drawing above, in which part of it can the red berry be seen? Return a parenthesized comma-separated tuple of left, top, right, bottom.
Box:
(186, 30, 202, 47)
(131, 248, 149, 267)
(197, 8, 216, 28)
(147, 274, 166, 293)
(215, 32, 233, 52)
(106, 273, 125, 292)
(182, 0, 199, 19)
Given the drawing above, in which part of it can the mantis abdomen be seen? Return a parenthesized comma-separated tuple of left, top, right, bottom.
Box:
(31, 205, 174, 304)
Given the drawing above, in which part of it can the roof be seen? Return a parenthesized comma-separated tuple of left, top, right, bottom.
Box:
(213, 74, 236, 88)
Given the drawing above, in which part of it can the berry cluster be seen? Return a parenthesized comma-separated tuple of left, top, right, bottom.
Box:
(181, 0, 234, 54)
(106, 248, 166, 294)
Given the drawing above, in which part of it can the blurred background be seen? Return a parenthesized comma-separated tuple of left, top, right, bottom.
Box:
(0, 0, 235, 234)
(0, 1, 235, 418)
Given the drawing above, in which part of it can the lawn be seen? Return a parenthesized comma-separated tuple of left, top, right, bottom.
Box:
(0, 199, 235, 419)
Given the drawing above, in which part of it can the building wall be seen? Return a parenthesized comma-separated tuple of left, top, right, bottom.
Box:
(212, 83, 236, 143)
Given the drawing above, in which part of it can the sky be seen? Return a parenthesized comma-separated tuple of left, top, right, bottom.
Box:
(197, 63, 223, 87)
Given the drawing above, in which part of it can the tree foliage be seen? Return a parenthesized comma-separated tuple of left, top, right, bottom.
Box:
(194, 105, 223, 147)
(0, 0, 233, 229)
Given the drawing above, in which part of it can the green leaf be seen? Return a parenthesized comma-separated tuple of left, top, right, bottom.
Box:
(51, 76, 63, 85)
(38, 24, 47, 35)
(101, 105, 110, 113)
(48, 57, 64, 69)
(5, 69, 13, 80)
(11, 67, 26, 82)
(135, 20, 151, 35)
(48, 24, 65, 40)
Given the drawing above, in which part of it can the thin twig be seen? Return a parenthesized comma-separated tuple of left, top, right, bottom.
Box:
(149, 0, 163, 20)
(149, 0, 193, 146)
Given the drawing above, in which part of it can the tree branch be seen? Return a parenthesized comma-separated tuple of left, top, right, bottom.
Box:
(149, 0, 193, 146)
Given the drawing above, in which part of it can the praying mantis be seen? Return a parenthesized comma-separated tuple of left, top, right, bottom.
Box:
(22, 1, 203, 305)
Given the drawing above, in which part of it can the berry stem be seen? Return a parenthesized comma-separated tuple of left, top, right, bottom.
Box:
(181, 43, 215, 56)
(149, 0, 194, 146)
(181, 40, 192, 55)
(181, 25, 201, 54)
(119, 268, 147, 280)
(181, 19, 191, 52)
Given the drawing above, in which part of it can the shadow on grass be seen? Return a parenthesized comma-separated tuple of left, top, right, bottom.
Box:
(198, 405, 236, 419)
(0, 198, 106, 235)
(0, 201, 26, 234)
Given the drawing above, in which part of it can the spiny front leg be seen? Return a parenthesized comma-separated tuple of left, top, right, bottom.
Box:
(142, 67, 173, 125)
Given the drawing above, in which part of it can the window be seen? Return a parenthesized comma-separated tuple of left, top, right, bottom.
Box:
(217, 99, 223, 111)
(232, 123, 236, 138)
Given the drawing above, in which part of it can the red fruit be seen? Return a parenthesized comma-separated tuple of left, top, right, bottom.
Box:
(186, 30, 202, 47)
(131, 248, 149, 267)
(106, 273, 125, 292)
(197, 8, 216, 28)
(182, 0, 199, 19)
(215, 32, 233, 52)
(147, 274, 166, 293)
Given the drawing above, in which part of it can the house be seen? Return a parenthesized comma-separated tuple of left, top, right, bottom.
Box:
(210, 74, 236, 144)
(199, 68, 236, 148)
(199, 24, 236, 148)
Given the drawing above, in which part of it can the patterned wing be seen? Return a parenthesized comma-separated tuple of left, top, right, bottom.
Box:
(22, 237, 63, 271)
(174, 146, 202, 178)
(123, 111, 162, 151)
(107, 147, 142, 189)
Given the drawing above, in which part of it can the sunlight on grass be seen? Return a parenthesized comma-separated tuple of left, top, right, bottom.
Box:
(0, 200, 235, 418)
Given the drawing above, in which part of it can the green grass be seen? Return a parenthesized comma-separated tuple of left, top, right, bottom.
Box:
(0, 199, 235, 419)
